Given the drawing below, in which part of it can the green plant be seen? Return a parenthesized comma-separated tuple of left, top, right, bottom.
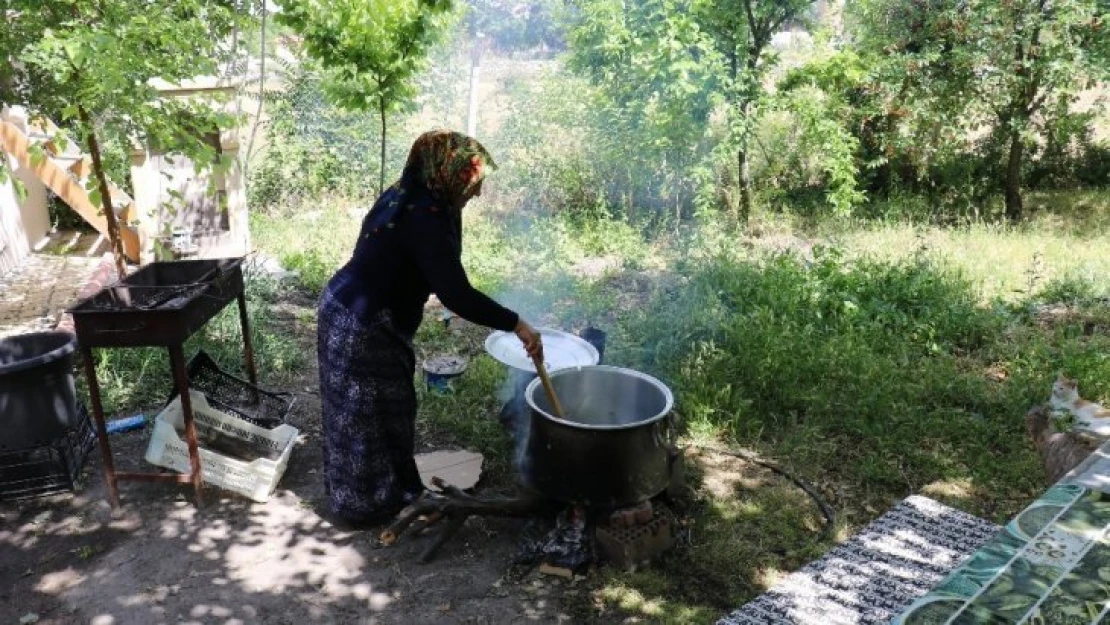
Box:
(613, 248, 1027, 502)
(694, 0, 817, 224)
(849, 0, 1110, 221)
(465, 0, 568, 52)
(4, 0, 243, 276)
(281, 250, 334, 295)
(276, 0, 458, 192)
(565, 0, 719, 222)
(1037, 273, 1104, 305)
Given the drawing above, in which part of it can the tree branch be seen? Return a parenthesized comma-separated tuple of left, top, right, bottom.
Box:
(742, 0, 757, 43)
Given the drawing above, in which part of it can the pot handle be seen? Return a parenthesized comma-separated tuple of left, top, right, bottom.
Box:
(654, 411, 679, 448)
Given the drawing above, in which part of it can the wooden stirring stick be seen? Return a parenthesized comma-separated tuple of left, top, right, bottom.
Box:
(531, 353, 566, 419)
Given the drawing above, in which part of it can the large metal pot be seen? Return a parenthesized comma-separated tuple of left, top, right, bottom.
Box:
(523, 365, 675, 508)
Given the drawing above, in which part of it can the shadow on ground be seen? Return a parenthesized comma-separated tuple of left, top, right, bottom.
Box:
(0, 391, 554, 625)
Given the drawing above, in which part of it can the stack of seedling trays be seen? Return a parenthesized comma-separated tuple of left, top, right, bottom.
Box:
(145, 351, 298, 502)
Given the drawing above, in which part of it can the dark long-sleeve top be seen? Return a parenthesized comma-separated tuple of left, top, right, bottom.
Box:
(326, 185, 519, 339)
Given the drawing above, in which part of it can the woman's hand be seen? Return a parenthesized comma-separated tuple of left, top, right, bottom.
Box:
(514, 319, 544, 362)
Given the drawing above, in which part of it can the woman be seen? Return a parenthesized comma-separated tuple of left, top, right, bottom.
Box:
(317, 129, 542, 527)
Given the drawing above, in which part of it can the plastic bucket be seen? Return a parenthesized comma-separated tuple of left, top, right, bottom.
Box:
(0, 332, 80, 451)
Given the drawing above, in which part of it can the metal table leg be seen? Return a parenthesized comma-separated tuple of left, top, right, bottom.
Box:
(81, 347, 120, 508)
(169, 344, 205, 505)
(237, 292, 259, 387)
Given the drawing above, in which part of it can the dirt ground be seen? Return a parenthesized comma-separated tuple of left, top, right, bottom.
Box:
(0, 379, 594, 625)
(0, 280, 787, 625)
(0, 286, 594, 625)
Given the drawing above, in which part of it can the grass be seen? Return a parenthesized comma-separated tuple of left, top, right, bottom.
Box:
(819, 189, 1110, 303)
(243, 193, 1110, 620)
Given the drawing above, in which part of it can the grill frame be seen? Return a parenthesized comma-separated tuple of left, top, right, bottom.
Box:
(68, 257, 259, 508)
(68, 258, 245, 348)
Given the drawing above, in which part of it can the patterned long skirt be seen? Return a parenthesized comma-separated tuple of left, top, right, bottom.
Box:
(317, 289, 424, 525)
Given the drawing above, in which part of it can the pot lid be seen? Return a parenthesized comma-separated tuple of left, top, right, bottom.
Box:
(484, 327, 599, 373)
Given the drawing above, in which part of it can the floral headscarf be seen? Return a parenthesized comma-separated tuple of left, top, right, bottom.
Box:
(362, 130, 497, 237)
(401, 130, 497, 205)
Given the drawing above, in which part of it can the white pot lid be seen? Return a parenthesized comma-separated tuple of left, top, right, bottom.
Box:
(484, 327, 599, 373)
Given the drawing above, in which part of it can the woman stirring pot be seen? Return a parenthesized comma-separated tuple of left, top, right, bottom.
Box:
(317, 130, 543, 527)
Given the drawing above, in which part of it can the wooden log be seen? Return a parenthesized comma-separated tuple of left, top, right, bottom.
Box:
(379, 489, 550, 555)
(420, 515, 468, 563)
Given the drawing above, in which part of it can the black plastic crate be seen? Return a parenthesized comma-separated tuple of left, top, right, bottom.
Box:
(0, 403, 96, 500)
(170, 350, 294, 430)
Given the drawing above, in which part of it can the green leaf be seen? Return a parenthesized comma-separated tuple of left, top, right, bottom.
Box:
(13, 178, 28, 203)
(28, 146, 46, 168)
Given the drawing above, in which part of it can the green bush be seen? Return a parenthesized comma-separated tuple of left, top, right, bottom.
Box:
(281, 250, 334, 296)
(1037, 274, 1105, 305)
(613, 248, 1022, 494)
(247, 63, 409, 213)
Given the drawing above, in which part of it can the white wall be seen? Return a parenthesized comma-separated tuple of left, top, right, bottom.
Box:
(0, 151, 49, 275)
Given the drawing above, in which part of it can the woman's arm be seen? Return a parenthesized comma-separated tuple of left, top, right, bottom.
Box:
(403, 207, 519, 332)
(403, 206, 543, 359)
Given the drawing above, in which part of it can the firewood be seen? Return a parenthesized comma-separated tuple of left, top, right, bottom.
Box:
(420, 515, 467, 563)
(379, 488, 552, 563)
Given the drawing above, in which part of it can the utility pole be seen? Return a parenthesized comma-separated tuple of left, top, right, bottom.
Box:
(466, 33, 489, 136)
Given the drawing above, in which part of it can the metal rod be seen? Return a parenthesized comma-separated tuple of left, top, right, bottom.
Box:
(81, 346, 120, 508)
(237, 291, 259, 393)
(169, 344, 205, 505)
(115, 472, 196, 483)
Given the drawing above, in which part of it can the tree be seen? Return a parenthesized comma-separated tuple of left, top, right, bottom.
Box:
(567, 0, 719, 221)
(466, 0, 569, 52)
(851, 0, 1110, 220)
(976, 0, 1109, 220)
(2, 0, 243, 276)
(695, 0, 815, 225)
(275, 0, 457, 194)
(567, 0, 814, 226)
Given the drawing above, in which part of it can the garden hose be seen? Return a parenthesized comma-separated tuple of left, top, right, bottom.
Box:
(691, 443, 837, 543)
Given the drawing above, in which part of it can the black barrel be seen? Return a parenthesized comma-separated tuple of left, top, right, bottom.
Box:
(0, 332, 80, 451)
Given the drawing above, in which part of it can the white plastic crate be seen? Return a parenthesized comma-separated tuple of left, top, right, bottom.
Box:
(144, 390, 299, 502)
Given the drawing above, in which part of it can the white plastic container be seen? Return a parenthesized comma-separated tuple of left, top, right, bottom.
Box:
(144, 390, 299, 502)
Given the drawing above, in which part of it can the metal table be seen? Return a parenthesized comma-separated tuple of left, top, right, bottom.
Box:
(68, 258, 256, 507)
(893, 439, 1110, 624)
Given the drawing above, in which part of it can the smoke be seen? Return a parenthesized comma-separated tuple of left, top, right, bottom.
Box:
(496, 367, 535, 479)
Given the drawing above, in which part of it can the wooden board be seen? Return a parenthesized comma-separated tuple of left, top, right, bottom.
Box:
(414, 450, 484, 491)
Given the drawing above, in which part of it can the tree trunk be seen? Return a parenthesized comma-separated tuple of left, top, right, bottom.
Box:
(379, 99, 387, 195)
(734, 62, 755, 229)
(244, 0, 266, 170)
(738, 145, 752, 227)
(1004, 128, 1025, 222)
(79, 106, 127, 278)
